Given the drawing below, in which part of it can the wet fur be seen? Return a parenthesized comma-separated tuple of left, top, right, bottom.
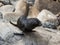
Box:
(10, 18, 42, 32)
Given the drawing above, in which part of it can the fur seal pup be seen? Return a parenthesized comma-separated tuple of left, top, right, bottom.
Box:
(10, 2, 42, 33)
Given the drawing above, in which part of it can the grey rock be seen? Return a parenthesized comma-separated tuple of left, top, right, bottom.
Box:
(34, 27, 60, 45)
(4, 12, 21, 22)
(0, 22, 23, 45)
(0, 5, 15, 15)
(26, 0, 35, 5)
(48, 35, 60, 45)
(10, 0, 19, 7)
(0, 21, 60, 45)
(37, 9, 57, 23)
(0, 21, 51, 45)
(0, 0, 12, 5)
(37, 9, 59, 29)
(42, 20, 59, 29)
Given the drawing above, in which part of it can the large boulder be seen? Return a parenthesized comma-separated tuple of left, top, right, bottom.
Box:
(0, 21, 23, 45)
(34, 27, 60, 45)
(3, 12, 21, 22)
(37, 9, 59, 29)
(0, 19, 60, 45)
(0, 21, 51, 45)
(37, 9, 57, 23)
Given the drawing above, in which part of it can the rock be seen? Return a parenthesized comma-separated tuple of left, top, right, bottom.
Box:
(3, 0, 29, 22)
(42, 19, 59, 29)
(37, 9, 57, 23)
(37, 9, 59, 29)
(0, 0, 12, 5)
(0, 21, 51, 45)
(15, 0, 27, 13)
(0, 0, 10, 3)
(10, 0, 19, 7)
(4, 12, 21, 22)
(27, 0, 35, 2)
(0, 22, 21, 39)
(0, 0, 33, 7)
(0, 5, 15, 15)
(0, 21, 60, 45)
(0, 0, 20, 8)
(26, 0, 35, 5)
(34, 27, 60, 45)
(0, 21, 23, 45)
(48, 35, 60, 45)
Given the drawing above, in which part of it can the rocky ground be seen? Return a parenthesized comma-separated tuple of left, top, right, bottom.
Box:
(0, 0, 60, 45)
